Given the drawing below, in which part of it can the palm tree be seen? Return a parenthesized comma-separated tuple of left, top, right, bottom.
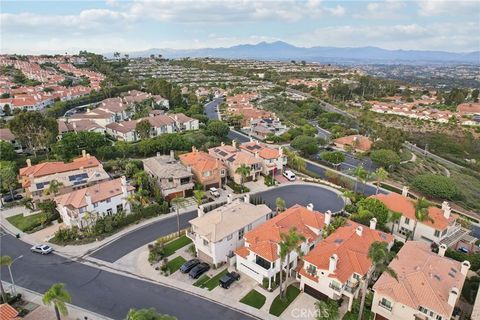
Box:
(374, 167, 388, 195)
(275, 197, 286, 215)
(125, 189, 149, 209)
(388, 211, 402, 234)
(235, 164, 251, 193)
(353, 165, 368, 193)
(0, 255, 12, 302)
(42, 283, 71, 320)
(171, 196, 187, 237)
(43, 180, 64, 196)
(278, 227, 306, 298)
(411, 197, 432, 239)
(358, 242, 398, 320)
(193, 190, 205, 207)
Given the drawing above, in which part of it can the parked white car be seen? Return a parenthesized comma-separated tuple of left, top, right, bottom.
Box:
(30, 244, 53, 255)
(209, 187, 220, 197)
(283, 170, 296, 181)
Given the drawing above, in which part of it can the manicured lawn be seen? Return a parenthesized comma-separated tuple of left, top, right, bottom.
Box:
(200, 269, 228, 291)
(165, 256, 186, 275)
(163, 235, 192, 257)
(193, 275, 210, 287)
(6, 213, 43, 232)
(269, 285, 301, 316)
(240, 290, 266, 309)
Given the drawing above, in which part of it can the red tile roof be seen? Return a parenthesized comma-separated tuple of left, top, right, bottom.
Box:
(19, 156, 101, 179)
(0, 304, 19, 320)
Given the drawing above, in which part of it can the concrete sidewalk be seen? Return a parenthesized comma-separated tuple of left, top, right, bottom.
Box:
(1, 281, 112, 320)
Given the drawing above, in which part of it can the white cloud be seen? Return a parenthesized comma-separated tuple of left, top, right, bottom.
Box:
(324, 5, 346, 16)
(355, 0, 406, 19)
(417, 0, 480, 16)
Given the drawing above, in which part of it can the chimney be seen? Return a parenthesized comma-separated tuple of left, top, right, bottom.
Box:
(279, 147, 283, 156)
(156, 152, 161, 157)
(442, 201, 451, 219)
(26, 159, 32, 167)
(254, 151, 259, 158)
(461, 261, 471, 275)
(192, 146, 197, 153)
(197, 205, 204, 217)
(244, 193, 250, 203)
(448, 287, 459, 307)
(306, 203, 314, 211)
(170, 150, 175, 159)
(402, 186, 409, 197)
(325, 210, 332, 226)
(370, 217, 377, 230)
(221, 142, 225, 146)
(82, 149, 87, 158)
(329, 254, 338, 273)
(85, 193, 92, 210)
(187, 165, 192, 173)
(232, 140, 237, 149)
(438, 244, 447, 257)
(87, 153, 90, 158)
(250, 137, 254, 142)
(356, 226, 363, 237)
(227, 194, 232, 204)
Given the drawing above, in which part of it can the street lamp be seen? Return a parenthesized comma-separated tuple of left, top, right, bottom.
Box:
(7, 255, 23, 295)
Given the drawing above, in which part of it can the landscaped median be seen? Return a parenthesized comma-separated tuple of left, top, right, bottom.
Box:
(269, 285, 301, 316)
(165, 256, 187, 274)
(240, 290, 266, 309)
(148, 233, 193, 274)
(6, 213, 44, 233)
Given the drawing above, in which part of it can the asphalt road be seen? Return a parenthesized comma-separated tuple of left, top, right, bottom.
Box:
(91, 184, 344, 263)
(0, 233, 253, 320)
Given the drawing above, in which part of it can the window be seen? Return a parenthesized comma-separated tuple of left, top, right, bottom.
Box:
(203, 171, 211, 177)
(434, 230, 440, 237)
(353, 273, 361, 280)
(93, 202, 99, 208)
(116, 204, 123, 212)
(203, 239, 209, 246)
(106, 209, 113, 215)
(255, 255, 271, 270)
(379, 298, 392, 311)
(221, 170, 226, 176)
(106, 198, 111, 203)
(247, 223, 252, 231)
(436, 315, 442, 320)
(238, 228, 245, 240)
(419, 306, 428, 314)
(404, 217, 410, 224)
(329, 281, 341, 291)
(227, 234, 233, 241)
(442, 229, 447, 236)
(306, 264, 317, 275)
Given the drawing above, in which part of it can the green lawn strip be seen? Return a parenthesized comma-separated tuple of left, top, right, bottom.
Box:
(6, 213, 43, 232)
(193, 275, 210, 287)
(240, 290, 266, 309)
(163, 235, 193, 257)
(165, 256, 186, 275)
(269, 285, 301, 316)
(201, 269, 228, 291)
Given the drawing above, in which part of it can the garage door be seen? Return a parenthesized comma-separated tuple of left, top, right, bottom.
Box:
(375, 314, 389, 320)
(304, 284, 328, 301)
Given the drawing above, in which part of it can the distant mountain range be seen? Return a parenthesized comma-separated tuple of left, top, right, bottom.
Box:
(107, 41, 480, 64)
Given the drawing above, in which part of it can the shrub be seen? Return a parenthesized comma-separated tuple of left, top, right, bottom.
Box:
(412, 174, 461, 200)
(321, 151, 345, 165)
(227, 180, 250, 193)
(290, 135, 319, 155)
(264, 175, 276, 186)
(370, 149, 401, 168)
(445, 249, 480, 271)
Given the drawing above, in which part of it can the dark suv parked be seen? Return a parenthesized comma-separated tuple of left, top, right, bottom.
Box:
(180, 259, 200, 273)
(189, 262, 210, 279)
(219, 271, 240, 289)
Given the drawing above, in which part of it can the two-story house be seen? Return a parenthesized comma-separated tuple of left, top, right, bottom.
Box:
(372, 241, 469, 320)
(299, 218, 394, 311)
(209, 141, 262, 184)
(239, 140, 287, 176)
(142, 152, 194, 201)
(179, 147, 227, 190)
(235, 204, 326, 290)
(55, 176, 135, 228)
(19, 151, 110, 202)
(371, 192, 461, 245)
(188, 194, 271, 267)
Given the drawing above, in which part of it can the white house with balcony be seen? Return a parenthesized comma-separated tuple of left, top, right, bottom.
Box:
(299, 219, 394, 311)
(239, 140, 287, 176)
(372, 241, 469, 320)
(235, 204, 326, 289)
(54, 177, 135, 228)
(187, 194, 271, 267)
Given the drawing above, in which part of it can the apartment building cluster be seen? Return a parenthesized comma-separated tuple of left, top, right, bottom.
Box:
(225, 93, 278, 127)
(18, 150, 135, 229)
(186, 187, 471, 318)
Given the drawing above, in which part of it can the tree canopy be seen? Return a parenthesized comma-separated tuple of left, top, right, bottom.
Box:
(370, 149, 401, 168)
(412, 174, 461, 200)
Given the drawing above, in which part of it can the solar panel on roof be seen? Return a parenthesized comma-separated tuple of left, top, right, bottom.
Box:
(448, 272, 455, 278)
(334, 239, 343, 244)
(218, 150, 228, 157)
(433, 275, 441, 281)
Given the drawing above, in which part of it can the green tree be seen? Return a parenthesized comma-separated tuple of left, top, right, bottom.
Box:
(43, 179, 64, 196)
(284, 149, 306, 172)
(315, 300, 339, 320)
(353, 165, 368, 193)
(42, 283, 72, 320)
(373, 167, 388, 195)
(0, 255, 12, 303)
(235, 164, 251, 192)
(278, 227, 306, 298)
(126, 308, 177, 320)
(206, 120, 229, 138)
(116, 140, 131, 158)
(0, 165, 17, 199)
(0, 141, 16, 161)
(136, 119, 152, 140)
(370, 149, 400, 168)
(290, 135, 319, 156)
(358, 242, 397, 320)
(472, 89, 479, 102)
(193, 189, 205, 207)
(411, 197, 433, 239)
(321, 151, 345, 165)
(9, 111, 58, 157)
(412, 174, 460, 200)
(275, 197, 286, 215)
(357, 198, 390, 227)
(171, 196, 187, 237)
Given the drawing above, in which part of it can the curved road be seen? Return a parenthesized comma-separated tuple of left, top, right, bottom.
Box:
(91, 184, 344, 263)
(0, 233, 253, 320)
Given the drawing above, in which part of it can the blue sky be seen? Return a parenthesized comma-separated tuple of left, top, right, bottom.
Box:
(1, 0, 479, 54)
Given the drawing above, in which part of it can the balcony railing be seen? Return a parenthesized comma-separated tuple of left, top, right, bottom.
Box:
(343, 281, 359, 294)
(329, 283, 341, 292)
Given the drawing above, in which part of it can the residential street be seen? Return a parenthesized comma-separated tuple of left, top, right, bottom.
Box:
(0, 232, 255, 320)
